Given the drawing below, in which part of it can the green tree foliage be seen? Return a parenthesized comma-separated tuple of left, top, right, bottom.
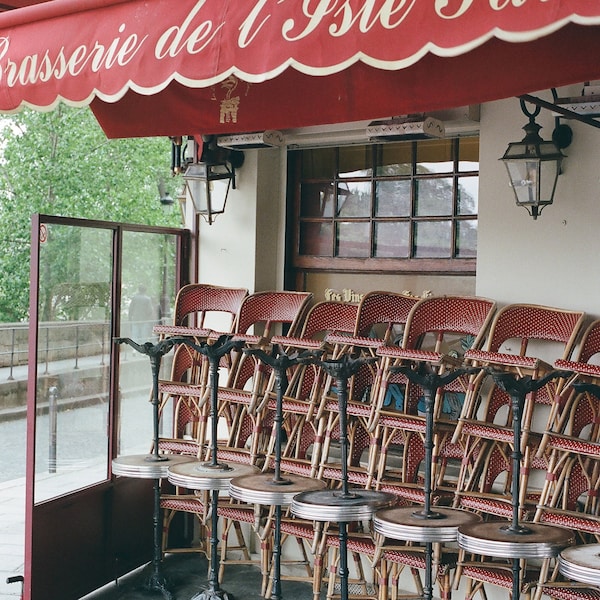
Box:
(0, 105, 181, 322)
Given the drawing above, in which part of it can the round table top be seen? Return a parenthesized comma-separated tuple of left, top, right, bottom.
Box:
(374, 506, 482, 542)
(558, 544, 600, 586)
(167, 460, 259, 490)
(112, 454, 193, 479)
(457, 521, 575, 559)
(291, 489, 397, 522)
(229, 473, 327, 506)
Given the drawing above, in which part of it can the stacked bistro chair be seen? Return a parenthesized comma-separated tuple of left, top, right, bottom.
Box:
(369, 295, 497, 495)
(532, 318, 600, 600)
(155, 283, 248, 555)
(344, 296, 496, 600)
(450, 303, 586, 599)
(317, 291, 421, 490)
(451, 304, 585, 518)
(211, 290, 314, 586)
(159, 289, 311, 573)
(257, 300, 360, 600)
(156, 284, 249, 456)
(316, 295, 495, 600)
(294, 293, 420, 600)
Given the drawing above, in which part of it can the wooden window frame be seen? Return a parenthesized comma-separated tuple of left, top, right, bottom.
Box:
(289, 138, 478, 275)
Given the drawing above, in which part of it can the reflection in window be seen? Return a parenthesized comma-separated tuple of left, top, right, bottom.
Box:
(414, 221, 452, 258)
(376, 180, 411, 217)
(337, 181, 371, 218)
(295, 137, 479, 269)
(336, 222, 371, 257)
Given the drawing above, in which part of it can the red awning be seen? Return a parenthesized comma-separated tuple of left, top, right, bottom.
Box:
(0, 0, 599, 137)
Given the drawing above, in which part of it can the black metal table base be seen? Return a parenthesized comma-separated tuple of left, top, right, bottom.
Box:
(115, 337, 189, 600)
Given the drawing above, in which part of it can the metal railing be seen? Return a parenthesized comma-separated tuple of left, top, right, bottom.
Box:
(0, 319, 163, 379)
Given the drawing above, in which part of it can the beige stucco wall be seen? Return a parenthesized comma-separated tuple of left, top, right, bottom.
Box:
(476, 87, 600, 319)
(195, 147, 287, 295)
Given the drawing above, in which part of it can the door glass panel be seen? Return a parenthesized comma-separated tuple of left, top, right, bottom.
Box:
(457, 219, 478, 258)
(376, 142, 412, 176)
(118, 231, 178, 456)
(301, 183, 335, 218)
(339, 145, 372, 178)
(34, 224, 113, 503)
(300, 222, 333, 256)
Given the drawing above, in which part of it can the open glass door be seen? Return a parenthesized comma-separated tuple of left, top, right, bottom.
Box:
(24, 215, 188, 600)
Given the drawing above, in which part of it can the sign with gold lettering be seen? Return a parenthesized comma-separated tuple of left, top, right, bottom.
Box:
(1, 0, 600, 137)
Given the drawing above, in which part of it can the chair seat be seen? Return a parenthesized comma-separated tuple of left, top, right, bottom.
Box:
(161, 493, 206, 514)
(270, 335, 323, 350)
(541, 584, 600, 599)
(158, 437, 200, 455)
(544, 434, 600, 458)
(537, 511, 600, 537)
(377, 345, 445, 365)
(464, 350, 549, 370)
(377, 411, 426, 434)
(460, 562, 540, 591)
(555, 359, 600, 378)
(325, 333, 385, 349)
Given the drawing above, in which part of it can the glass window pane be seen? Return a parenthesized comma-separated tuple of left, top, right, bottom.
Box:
(415, 178, 453, 216)
(414, 221, 452, 258)
(299, 222, 333, 256)
(336, 222, 370, 257)
(459, 137, 479, 170)
(339, 145, 372, 178)
(301, 183, 335, 218)
(376, 180, 411, 217)
(35, 224, 113, 502)
(118, 232, 178, 457)
(457, 219, 478, 258)
(301, 148, 335, 179)
(337, 181, 371, 217)
(374, 222, 410, 257)
(458, 176, 479, 215)
(376, 142, 412, 176)
(417, 139, 453, 173)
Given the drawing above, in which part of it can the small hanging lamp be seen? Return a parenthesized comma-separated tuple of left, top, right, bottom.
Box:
(501, 99, 566, 220)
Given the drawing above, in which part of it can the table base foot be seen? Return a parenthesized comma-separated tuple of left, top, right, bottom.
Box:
(144, 570, 174, 600)
(191, 585, 234, 600)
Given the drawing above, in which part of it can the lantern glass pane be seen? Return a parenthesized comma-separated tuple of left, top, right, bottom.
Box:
(505, 160, 539, 206)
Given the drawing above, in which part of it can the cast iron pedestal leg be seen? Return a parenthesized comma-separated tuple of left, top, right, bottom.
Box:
(243, 345, 317, 600)
(487, 369, 568, 600)
(390, 363, 474, 600)
(180, 335, 244, 600)
(313, 355, 374, 600)
(115, 336, 187, 600)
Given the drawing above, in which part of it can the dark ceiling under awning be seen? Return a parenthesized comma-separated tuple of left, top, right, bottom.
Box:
(0, 0, 599, 138)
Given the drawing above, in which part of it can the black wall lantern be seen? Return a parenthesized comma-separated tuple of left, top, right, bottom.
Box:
(171, 136, 244, 225)
(501, 99, 567, 220)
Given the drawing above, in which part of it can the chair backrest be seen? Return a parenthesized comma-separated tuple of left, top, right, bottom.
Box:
(354, 291, 420, 342)
(235, 290, 313, 339)
(299, 300, 358, 340)
(573, 318, 600, 364)
(401, 295, 496, 353)
(484, 303, 585, 359)
(535, 451, 600, 543)
(173, 283, 248, 331)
